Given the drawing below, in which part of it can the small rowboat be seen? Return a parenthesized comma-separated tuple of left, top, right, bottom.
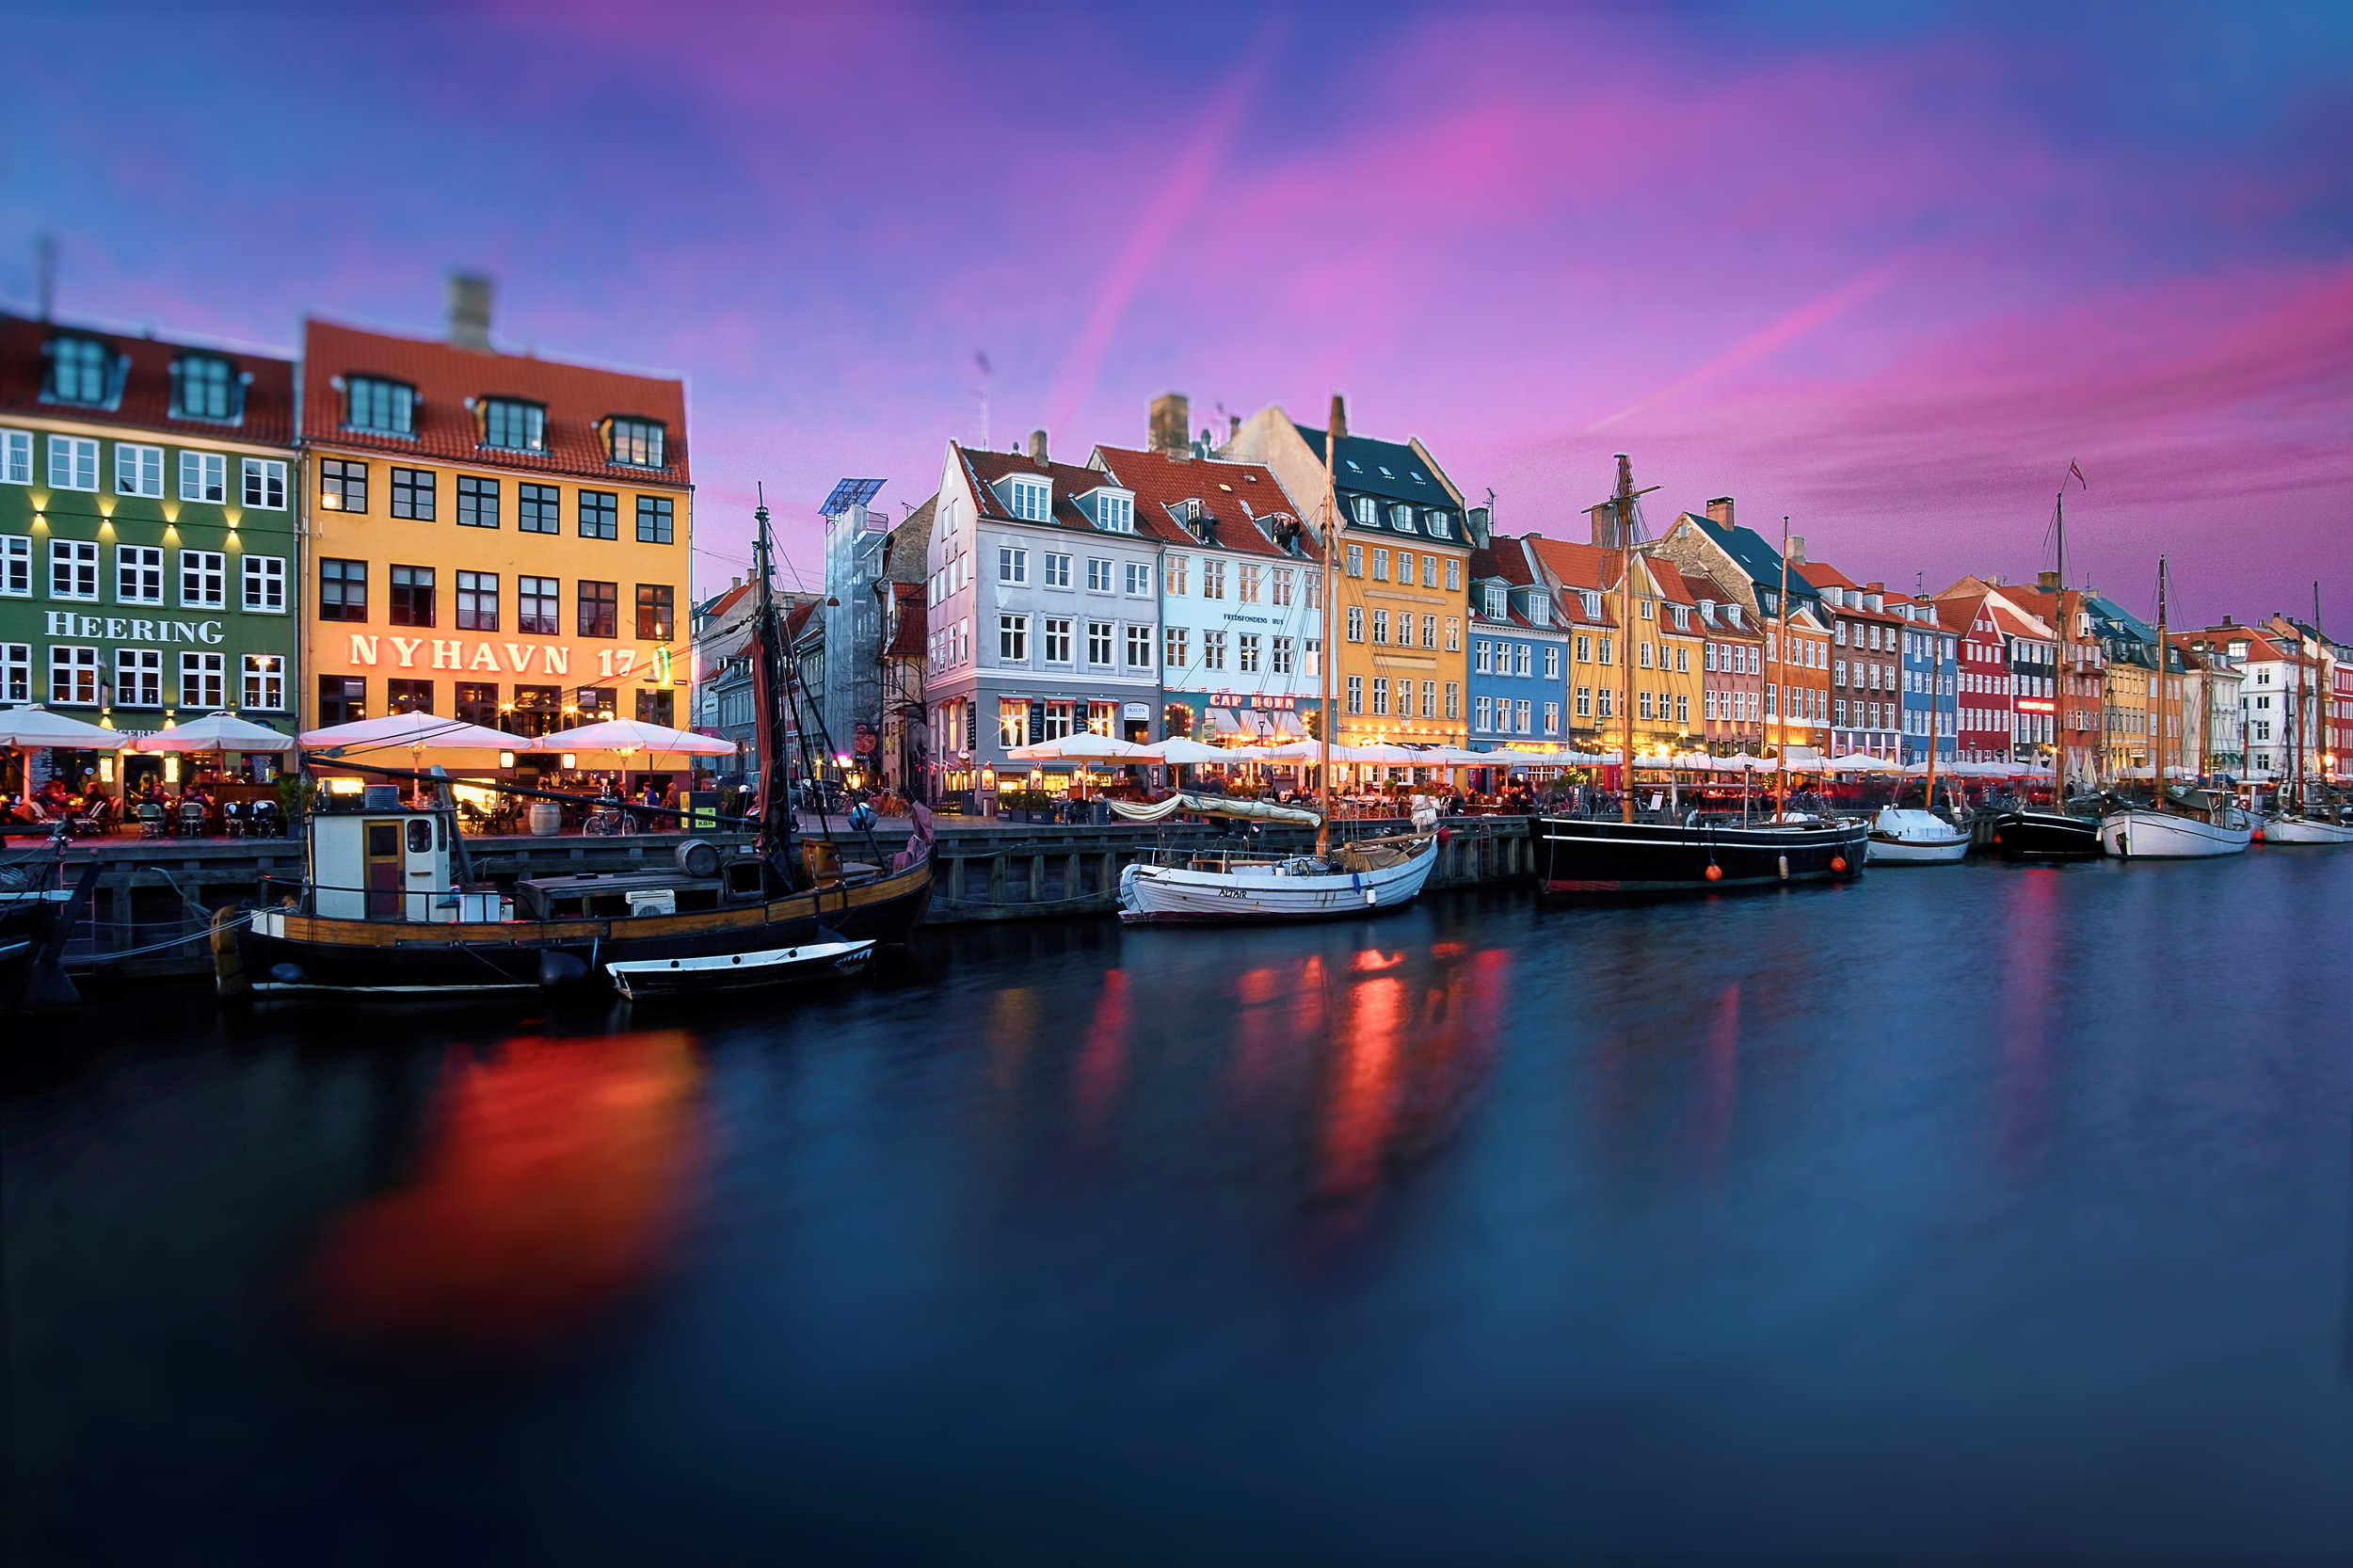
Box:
(606, 937, 874, 1000)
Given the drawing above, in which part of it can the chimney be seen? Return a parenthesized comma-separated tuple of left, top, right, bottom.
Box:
(1705, 496, 1734, 530)
(2038, 569, 2060, 591)
(1328, 392, 1348, 442)
(1786, 535, 1806, 565)
(447, 272, 493, 350)
(1227, 414, 1241, 443)
(1028, 428, 1048, 465)
(1149, 392, 1189, 456)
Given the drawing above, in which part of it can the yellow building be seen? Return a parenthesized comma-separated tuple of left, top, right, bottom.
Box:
(1523, 537, 1704, 757)
(1224, 401, 1473, 747)
(300, 296, 691, 744)
(2103, 658, 2152, 776)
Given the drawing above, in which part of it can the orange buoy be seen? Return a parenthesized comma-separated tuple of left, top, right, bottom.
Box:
(1831, 856, 1849, 872)
(2251, 828, 2265, 842)
(1992, 832, 2002, 845)
(1705, 863, 1722, 882)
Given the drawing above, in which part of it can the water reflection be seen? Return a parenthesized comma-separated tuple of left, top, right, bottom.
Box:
(303, 1028, 704, 1358)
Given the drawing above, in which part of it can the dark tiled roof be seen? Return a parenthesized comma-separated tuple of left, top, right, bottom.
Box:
(0, 312, 296, 446)
(1469, 539, 1535, 586)
(1289, 424, 1449, 504)
(1687, 512, 1820, 605)
(302, 318, 689, 486)
(1090, 444, 1316, 560)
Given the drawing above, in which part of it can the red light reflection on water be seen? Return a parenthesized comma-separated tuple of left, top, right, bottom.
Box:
(304, 1029, 703, 1357)
(1997, 870, 2060, 1168)
(1074, 968, 1129, 1131)
(1319, 975, 1407, 1202)
(1699, 984, 1740, 1174)
(1349, 949, 1405, 972)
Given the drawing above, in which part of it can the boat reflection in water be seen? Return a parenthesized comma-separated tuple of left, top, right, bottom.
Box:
(303, 1028, 704, 1359)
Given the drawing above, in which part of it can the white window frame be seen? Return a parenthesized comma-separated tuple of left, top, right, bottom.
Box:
(1086, 557, 1112, 593)
(242, 553, 287, 613)
(51, 644, 101, 706)
(0, 428, 32, 486)
(179, 549, 226, 608)
(0, 536, 29, 598)
(116, 442, 165, 497)
(1087, 619, 1114, 667)
(1125, 561, 1151, 597)
(117, 543, 165, 605)
(179, 649, 226, 710)
(116, 646, 163, 708)
(241, 456, 288, 510)
(1127, 623, 1154, 668)
(1042, 616, 1073, 665)
(999, 613, 1029, 664)
(999, 545, 1028, 584)
(242, 653, 286, 712)
(1009, 478, 1051, 521)
(178, 450, 228, 504)
(50, 538, 100, 600)
(49, 435, 99, 491)
(0, 642, 28, 703)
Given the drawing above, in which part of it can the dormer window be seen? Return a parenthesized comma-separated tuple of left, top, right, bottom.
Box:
(1426, 510, 1451, 539)
(606, 416, 665, 468)
(1007, 476, 1051, 521)
(45, 336, 112, 406)
(1087, 491, 1135, 533)
(1352, 496, 1377, 525)
(1672, 604, 1690, 630)
(345, 376, 416, 436)
(1483, 584, 1505, 618)
(1527, 595, 1550, 628)
(1390, 504, 1415, 532)
(1580, 589, 1602, 619)
(482, 398, 546, 453)
(171, 354, 240, 422)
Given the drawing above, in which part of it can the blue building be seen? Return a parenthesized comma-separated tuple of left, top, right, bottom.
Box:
(1892, 592, 1957, 763)
(1466, 539, 1570, 755)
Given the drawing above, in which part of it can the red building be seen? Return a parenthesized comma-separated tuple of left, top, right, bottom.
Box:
(1942, 592, 2014, 764)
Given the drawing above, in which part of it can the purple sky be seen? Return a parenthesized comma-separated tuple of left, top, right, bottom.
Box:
(6, 3, 2347, 627)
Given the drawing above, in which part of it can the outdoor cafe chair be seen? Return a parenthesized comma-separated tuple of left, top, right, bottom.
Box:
(177, 800, 208, 839)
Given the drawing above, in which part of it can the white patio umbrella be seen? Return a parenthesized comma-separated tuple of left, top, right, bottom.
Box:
(1138, 736, 1228, 764)
(128, 712, 296, 754)
(1825, 752, 1899, 773)
(300, 711, 537, 755)
(0, 705, 125, 750)
(552, 717, 736, 758)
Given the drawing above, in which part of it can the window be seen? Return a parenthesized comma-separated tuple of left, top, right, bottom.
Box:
(240, 457, 287, 510)
(116, 442, 164, 497)
(50, 539, 99, 600)
(1031, 552, 1066, 589)
(1483, 584, 1505, 618)
(242, 554, 285, 613)
(1544, 701, 1561, 736)
(1598, 687, 1614, 719)
(1515, 644, 1532, 678)
(998, 698, 1030, 748)
(1203, 559, 1226, 600)
(117, 545, 164, 604)
(49, 436, 99, 491)
(1422, 680, 1436, 719)
(636, 495, 674, 544)
(0, 644, 25, 701)
(457, 474, 501, 529)
(1515, 699, 1532, 734)
(1272, 636, 1294, 675)
(1163, 627, 1188, 668)
(1094, 493, 1134, 533)
(519, 576, 559, 635)
(180, 650, 225, 711)
(1676, 694, 1689, 726)
(47, 338, 110, 404)
(1371, 549, 1388, 583)
(1080, 619, 1112, 666)
(1640, 691, 1654, 721)
(115, 648, 162, 707)
(390, 564, 435, 627)
(1126, 562, 1151, 596)
(1346, 545, 1363, 577)
(1000, 546, 1029, 584)
(1, 429, 29, 486)
(1674, 645, 1688, 674)
(318, 675, 367, 727)
(1008, 478, 1050, 521)
(456, 681, 500, 728)
(633, 688, 676, 727)
(1577, 634, 1591, 664)
(1306, 574, 1321, 611)
(385, 678, 433, 714)
(346, 377, 415, 435)
(1576, 685, 1592, 718)
(1373, 609, 1393, 646)
(1599, 636, 1614, 666)
(607, 417, 665, 468)
(1127, 624, 1154, 668)
(482, 399, 546, 452)
(1371, 678, 1389, 716)
(1346, 675, 1363, 714)
(1034, 616, 1070, 664)
(636, 584, 675, 641)
(1201, 630, 1226, 671)
(1422, 614, 1438, 649)
(1000, 614, 1030, 662)
(519, 483, 559, 533)
(319, 457, 367, 513)
(564, 580, 612, 639)
(1544, 646, 1561, 680)
(1445, 681, 1460, 719)
(579, 489, 618, 539)
(1476, 639, 1493, 675)
(1347, 606, 1364, 643)
(173, 450, 223, 504)
(1476, 696, 1494, 732)
(1390, 504, 1415, 533)
(456, 570, 499, 632)
(242, 654, 285, 712)
(1238, 633, 1260, 673)
(1237, 564, 1261, 604)
(319, 558, 367, 621)
(1164, 554, 1188, 596)
(1085, 557, 1115, 593)
(1445, 558, 1461, 592)
(51, 645, 100, 705)
(1305, 640, 1322, 678)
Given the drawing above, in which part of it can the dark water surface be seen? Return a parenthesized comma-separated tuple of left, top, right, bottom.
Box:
(7, 852, 2351, 1561)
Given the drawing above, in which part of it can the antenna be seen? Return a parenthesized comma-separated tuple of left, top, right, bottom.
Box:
(973, 350, 992, 451)
(34, 234, 56, 321)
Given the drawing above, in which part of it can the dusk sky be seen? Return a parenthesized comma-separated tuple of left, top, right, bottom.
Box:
(5, 2, 2346, 627)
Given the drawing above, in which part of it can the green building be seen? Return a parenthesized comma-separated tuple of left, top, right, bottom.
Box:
(1, 312, 300, 795)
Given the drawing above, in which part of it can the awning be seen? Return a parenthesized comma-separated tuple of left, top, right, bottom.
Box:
(1271, 710, 1309, 737)
(1206, 709, 1247, 736)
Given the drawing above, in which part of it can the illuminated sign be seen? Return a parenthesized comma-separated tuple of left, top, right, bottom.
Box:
(2018, 697, 2057, 714)
(45, 612, 224, 646)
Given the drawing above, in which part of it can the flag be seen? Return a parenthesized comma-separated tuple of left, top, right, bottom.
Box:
(2068, 460, 2087, 489)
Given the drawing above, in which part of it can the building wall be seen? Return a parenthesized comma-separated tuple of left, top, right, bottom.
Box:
(1897, 615, 1957, 764)
(1701, 622, 1765, 752)
(1465, 601, 1567, 752)
(1157, 540, 1323, 743)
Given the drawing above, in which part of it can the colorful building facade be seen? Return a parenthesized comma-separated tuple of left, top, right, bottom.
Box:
(1465, 538, 1568, 753)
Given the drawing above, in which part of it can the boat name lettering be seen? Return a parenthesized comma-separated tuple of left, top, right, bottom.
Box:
(44, 613, 224, 646)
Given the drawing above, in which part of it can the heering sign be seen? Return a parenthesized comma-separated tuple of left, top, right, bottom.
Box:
(45, 612, 225, 646)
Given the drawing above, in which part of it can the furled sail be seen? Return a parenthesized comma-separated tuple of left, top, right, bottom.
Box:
(1108, 793, 1322, 826)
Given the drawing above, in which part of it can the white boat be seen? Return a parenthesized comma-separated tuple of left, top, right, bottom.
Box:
(2261, 813, 2353, 845)
(1118, 835, 1439, 923)
(605, 936, 874, 999)
(1866, 807, 1971, 865)
(2098, 801, 2252, 859)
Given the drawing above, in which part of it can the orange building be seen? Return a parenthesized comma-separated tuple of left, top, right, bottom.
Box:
(299, 286, 692, 740)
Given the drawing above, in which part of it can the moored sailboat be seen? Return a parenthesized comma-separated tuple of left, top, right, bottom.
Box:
(1992, 472, 2107, 860)
(2260, 583, 2351, 845)
(2096, 556, 2249, 861)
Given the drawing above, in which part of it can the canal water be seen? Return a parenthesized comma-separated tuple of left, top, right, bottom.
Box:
(6, 852, 2351, 1561)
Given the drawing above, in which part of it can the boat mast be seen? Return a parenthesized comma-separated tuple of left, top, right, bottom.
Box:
(1774, 513, 1791, 820)
(2054, 480, 2070, 796)
(2153, 554, 2169, 801)
(1317, 396, 1339, 860)
(1617, 456, 1637, 824)
(749, 488, 806, 888)
(2315, 581, 2328, 805)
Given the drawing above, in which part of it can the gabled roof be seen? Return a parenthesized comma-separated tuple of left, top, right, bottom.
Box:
(882, 582, 927, 660)
(1677, 511, 1820, 605)
(696, 581, 754, 623)
(0, 312, 296, 447)
(1645, 558, 1700, 608)
(1938, 593, 1988, 635)
(1089, 445, 1312, 559)
(302, 317, 689, 485)
(879, 495, 936, 585)
(1988, 603, 2054, 642)
(1470, 539, 1535, 586)
(954, 443, 1142, 536)
(1289, 424, 1449, 505)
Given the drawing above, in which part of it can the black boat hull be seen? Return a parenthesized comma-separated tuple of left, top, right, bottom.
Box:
(1990, 809, 2105, 861)
(1535, 816, 1869, 896)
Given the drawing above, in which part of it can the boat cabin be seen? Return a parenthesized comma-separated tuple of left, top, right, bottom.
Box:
(308, 799, 496, 923)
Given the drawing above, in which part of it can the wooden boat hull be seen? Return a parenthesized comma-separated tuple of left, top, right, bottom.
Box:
(1116, 838, 1438, 923)
(607, 937, 873, 999)
(1991, 809, 2105, 861)
(229, 856, 932, 996)
(1536, 816, 1868, 896)
(2098, 808, 2250, 859)
(2260, 815, 2353, 845)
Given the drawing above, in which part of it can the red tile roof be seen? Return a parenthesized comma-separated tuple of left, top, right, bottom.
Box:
(0, 312, 296, 446)
(883, 582, 927, 660)
(1470, 539, 1535, 585)
(301, 317, 689, 486)
(1989, 603, 2053, 641)
(1087, 444, 1317, 559)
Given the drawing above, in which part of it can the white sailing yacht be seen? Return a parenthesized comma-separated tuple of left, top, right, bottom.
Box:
(2261, 583, 2352, 844)
(2098, 556, 2251, 859)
